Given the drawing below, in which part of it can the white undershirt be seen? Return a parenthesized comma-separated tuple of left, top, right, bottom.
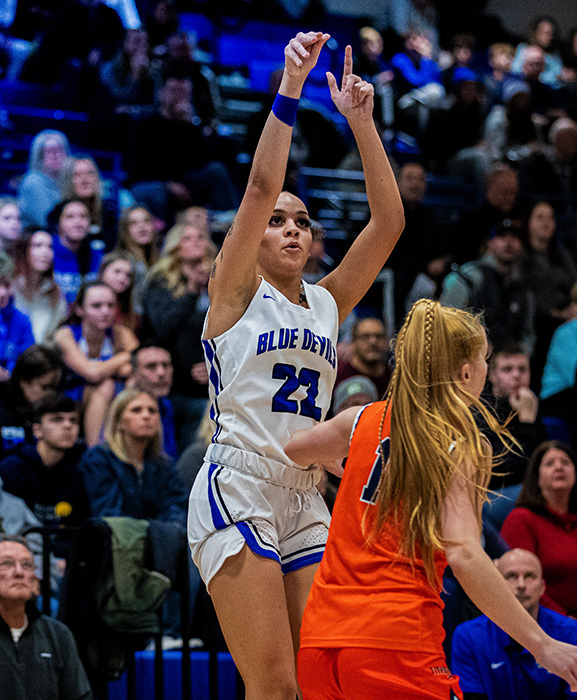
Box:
(10, 615, 28, 642)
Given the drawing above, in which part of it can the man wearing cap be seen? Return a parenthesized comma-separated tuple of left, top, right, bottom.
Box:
(451, 548, 577, 700)
(332, 375, 379, 416)
(440, 219, 535, 354)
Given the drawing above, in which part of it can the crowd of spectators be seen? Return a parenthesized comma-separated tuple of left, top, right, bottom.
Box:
(1, 1, 577, 697)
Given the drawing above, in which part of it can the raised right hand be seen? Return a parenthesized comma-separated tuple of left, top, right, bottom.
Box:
(283, 31, 330, 87)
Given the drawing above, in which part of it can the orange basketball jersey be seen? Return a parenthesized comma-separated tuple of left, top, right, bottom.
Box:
(300, 401, 448, 653)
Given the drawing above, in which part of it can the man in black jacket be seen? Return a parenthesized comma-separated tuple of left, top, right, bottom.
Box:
(0, 393, 89, 531)
(0, 535, 92, 700)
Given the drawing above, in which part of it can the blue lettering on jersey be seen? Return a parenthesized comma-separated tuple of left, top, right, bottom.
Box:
(360, 437, 390, 504)
(256, 327, 335, 368)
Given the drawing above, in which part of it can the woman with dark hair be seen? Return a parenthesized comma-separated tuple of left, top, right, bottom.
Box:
(519, 201, 577, 390)
(54, 281, 138, 446)
(80, 387, 187, 523)
(60, 155, 119, 252)
(0, 345, 62, 456)
(50, 199, 105, 305)
(502, 440, 577, 616)
(13, 230, 67, 343)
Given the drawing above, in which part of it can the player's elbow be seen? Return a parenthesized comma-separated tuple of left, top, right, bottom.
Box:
(444, 539, 483, 579)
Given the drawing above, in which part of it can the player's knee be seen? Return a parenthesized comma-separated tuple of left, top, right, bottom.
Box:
(245, 673, 297, 700)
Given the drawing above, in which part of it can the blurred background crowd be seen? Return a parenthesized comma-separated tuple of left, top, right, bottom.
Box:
(0, 0, 577, 697)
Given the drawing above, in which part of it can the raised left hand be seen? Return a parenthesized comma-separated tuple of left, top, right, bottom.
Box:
(327, 45, 374, 123)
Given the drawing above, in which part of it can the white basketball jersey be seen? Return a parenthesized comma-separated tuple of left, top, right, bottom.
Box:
(202, 277, 339, 468)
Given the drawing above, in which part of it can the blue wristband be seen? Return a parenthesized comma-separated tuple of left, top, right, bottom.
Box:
(272, 93, 299, 127)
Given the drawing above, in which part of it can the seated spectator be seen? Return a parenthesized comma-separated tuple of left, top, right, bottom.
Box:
(17, 130, 70, 231)
(354, 26, 394, 128)
(332, 375, 378, 415)
(519, 201, 577, 389)
(130, 343, 178, 459)
(80, 388, 187, 524)
(99, 28, 155, 115)
(115, 205, 159, 312)
(334, 317, 392, 401)
(520, 45, 564, 133)
(540, 283, 577, 441)
(155, 31, 220, 130)
(501, 441, 577, 616)
(483, 42, 515, 110)
(141, 224, 215, 449)
(511, 16, 564, 88)
(51, 199, 105, 305)
(441, 220, 535, 354)
(54, 281, 138, 446)
(0, 535, 93, 700)
(0, 253, 35, 382)
(143, 0, 179, 52)
(60, 155, 120, 253)
(483, 80, 538, 163)
(387, 162, 449, 323)
(0, 197, 23, 257)
(13, 231, 67, 343)
(391, 29, 442, 98)
(451, 548, 577, 700)
(482, 343, 546, 529)
(0, 393, 89, 532)
(356, 26, 391, 83)
(0, 345, 63, 457)
(98, 251, 139, 332)
(125, 74, 238, 223)
(426, 68, 487, 182)
(455, 165, 522, 264)
(441, 33, 476, 95)
(517, 118, 577, 216)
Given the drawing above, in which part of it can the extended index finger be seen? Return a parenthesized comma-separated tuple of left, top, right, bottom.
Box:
(341, 45, 353, 89)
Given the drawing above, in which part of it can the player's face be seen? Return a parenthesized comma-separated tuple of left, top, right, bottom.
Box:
(258, 193, 313, 277)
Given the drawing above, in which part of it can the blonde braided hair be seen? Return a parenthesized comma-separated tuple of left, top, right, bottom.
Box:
(369, 299, 513, 587)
